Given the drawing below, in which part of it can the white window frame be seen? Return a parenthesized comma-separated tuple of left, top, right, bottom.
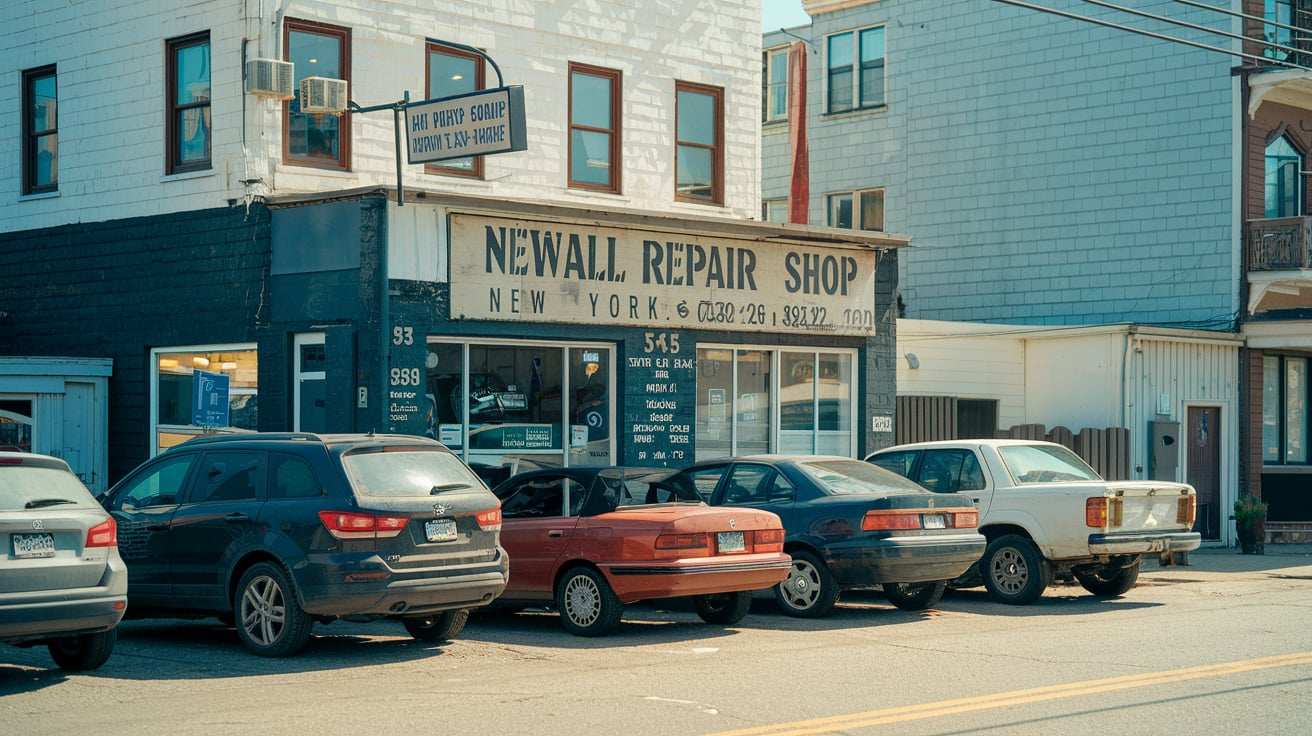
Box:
(826, 188, 885, 232)
(763, 45, 790, 123)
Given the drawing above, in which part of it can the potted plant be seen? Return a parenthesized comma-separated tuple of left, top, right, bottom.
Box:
(1234, 495, 1268, 555)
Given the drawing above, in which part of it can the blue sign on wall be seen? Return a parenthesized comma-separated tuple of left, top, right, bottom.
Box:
(192, 369, 230, 427)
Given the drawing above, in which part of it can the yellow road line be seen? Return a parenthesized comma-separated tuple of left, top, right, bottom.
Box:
(711, 652, 1312, 736)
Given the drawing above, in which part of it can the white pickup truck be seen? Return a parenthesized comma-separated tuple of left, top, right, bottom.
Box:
(866, 439, 1201, 604)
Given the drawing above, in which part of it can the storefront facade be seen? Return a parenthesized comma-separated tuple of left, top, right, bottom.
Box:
(254, 190, 905, 476)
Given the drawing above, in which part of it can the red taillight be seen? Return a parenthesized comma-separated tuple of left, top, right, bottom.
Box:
(476, 507, 502, 531)
(752, 528, 785, 553)
(1086, 498, 1107, 528)
(318, 510, 408, 539)
(655, 533, 709, 550)
(862, 510, 923, 531)
(952, 510, 979, 529)
(85, 517, 117, 548)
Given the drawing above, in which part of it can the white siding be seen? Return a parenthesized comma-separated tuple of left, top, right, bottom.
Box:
(1, 0, 763, 232)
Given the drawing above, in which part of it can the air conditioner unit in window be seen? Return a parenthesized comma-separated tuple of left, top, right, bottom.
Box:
(245, 58, 295, 99)
(299, 76, 349, 115)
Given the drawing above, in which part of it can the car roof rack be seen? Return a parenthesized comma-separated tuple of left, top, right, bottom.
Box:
(177, 432, 325, 447)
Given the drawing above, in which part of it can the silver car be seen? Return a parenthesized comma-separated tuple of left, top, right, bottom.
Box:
(0, 452, 128, 670)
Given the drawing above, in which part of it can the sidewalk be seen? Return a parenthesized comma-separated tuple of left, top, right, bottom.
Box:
(1148, 542, 1312, 574)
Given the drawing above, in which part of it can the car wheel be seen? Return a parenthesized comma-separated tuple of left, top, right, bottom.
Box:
(774, 550, 840, 618)
(555, 567, 623, 637)
(47, 629, 116, 671)
(692, 591, 753, 625)
(1074, 558, 1141, 597)
(402, 610, 469, 642)
(982, 534, 1050, 605)
(882, 580, 948, 611)
(234, 561, 314, 657)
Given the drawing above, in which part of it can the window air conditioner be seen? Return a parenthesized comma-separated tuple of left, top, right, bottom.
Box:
(299, 76, 349, 115)
(245, 59, 295, 99)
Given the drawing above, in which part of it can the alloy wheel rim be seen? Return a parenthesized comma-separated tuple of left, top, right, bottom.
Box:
(240, 575, 287, 646)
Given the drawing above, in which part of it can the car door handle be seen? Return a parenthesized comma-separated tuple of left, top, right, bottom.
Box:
(547, 530, 564, 537)
(225, 513, 250, 522)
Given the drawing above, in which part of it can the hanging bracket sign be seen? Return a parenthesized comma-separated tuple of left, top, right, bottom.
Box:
(404, 86, 527, 164)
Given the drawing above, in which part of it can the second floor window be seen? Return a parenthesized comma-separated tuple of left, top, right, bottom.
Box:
(827, 189, 884, 231)
(1265, 0, 1294, 61)
(285, 19, 350, 169)
(1265, 135, 1303, 218)
(675, 81, 724, 205)
(569, 63, 621, 192)
(167, 32, 211, 174)
(763, 199, 788, 222)
(22, 65, 57, 195)
(827, 26, 885, 113)
(427, 43, 484, 178)
(763, 46, 789, 122)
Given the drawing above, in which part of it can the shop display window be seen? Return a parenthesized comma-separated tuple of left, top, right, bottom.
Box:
(426, 340, 612, 474)
(696, 347, 855, 460)
(152, 345, 258, 454)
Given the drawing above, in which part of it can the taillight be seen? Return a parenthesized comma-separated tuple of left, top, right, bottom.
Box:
(654, 533, 709, 553)
(318, 510, 409, 539)
(1178, 495, 1196, 525)
(1085, 497, 1124, 528)
(752, 528, 785, 553)
(1086, 498, 1105, 527)
(476, 507, 502, 531)
(85, 517, 117, 548)
(952, 510, 979, 529)
(862, 510, 923, 531)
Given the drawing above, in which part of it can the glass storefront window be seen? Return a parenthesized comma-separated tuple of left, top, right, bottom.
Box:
(426, 340, 612, 474)
(1287, 358, 1307, 464)
(153, 345, 257, 453)
(696, 346, 856, 461)
(1264, 356, 1280, 463)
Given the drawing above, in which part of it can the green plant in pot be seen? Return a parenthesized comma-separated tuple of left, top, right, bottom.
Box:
(1234, 495, 1268, 555)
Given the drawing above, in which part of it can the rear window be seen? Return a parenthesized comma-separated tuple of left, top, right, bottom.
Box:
(341, 448, 486, 498)
(0, 465, 99, 511)
(997, 444, 1102, 484)
(795, 459, 928, 495)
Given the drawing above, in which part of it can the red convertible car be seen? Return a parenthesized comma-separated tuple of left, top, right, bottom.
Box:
(490, 467, 791, 636)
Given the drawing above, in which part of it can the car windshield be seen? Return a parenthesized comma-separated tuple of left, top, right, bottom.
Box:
(0, 465, 98, 511)
(342, 448, 486, 497)
(997, 444, 1102, 484)
(794, 459, 928, 495)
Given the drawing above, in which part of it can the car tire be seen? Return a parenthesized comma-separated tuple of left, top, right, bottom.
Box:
(692, 591, 753, 625)
(234, 561, 314, 657)
(982, 534, 1050, 605)
(555, 567, 623, 637)
(882, 580, 948, 611)
(402, 610, 469, 642)
(774, 550, 840, 618)
(1074, 558, 1141, 597)
(47, 629, 116, 671)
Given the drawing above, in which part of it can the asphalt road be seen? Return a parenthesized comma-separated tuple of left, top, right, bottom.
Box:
(3, 546, 1311, 735)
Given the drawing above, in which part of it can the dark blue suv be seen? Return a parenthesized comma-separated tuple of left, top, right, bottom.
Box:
(100, 433, 507, 657)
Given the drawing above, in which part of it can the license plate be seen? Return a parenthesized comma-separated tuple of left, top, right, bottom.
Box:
(717, 531, 746, 553)
(425, 518, 457, 543)
(922, 514, 946, 529)
(13, 532, 56, 559)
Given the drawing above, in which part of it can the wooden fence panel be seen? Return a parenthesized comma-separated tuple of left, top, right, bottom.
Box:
(1076, 427, 1131, 480)
(896, 396, 957, 444)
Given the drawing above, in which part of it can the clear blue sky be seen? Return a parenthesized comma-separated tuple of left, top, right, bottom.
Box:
(762, 0, 811, 32)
